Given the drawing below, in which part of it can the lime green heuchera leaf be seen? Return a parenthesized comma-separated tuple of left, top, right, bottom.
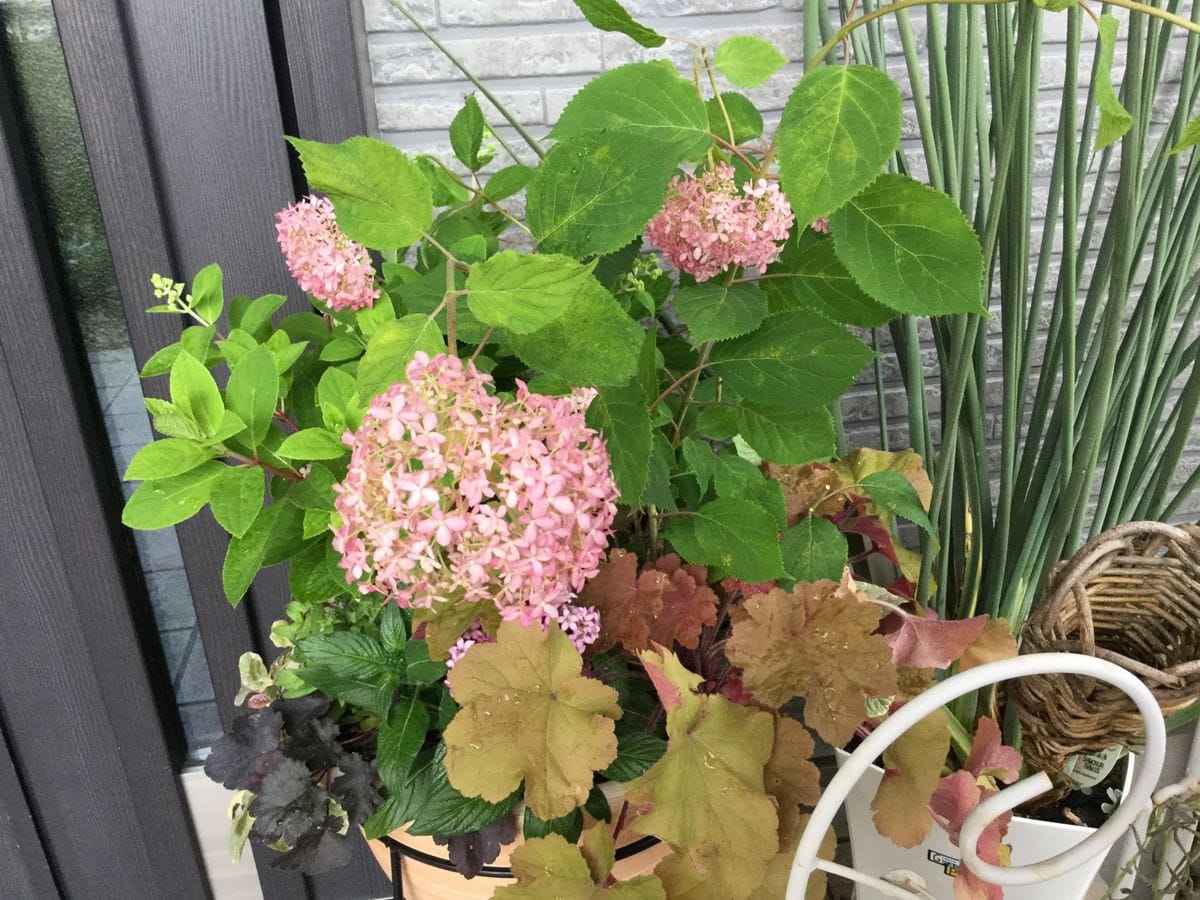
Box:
(627, 648, 779, 900)
(444, 620, 621, 820)
(494, 830, 666, 899)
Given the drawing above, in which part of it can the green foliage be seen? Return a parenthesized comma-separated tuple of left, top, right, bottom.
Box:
(585, 380, 652, 503)
(765, 230, 894, 327)
(276, 428, 349, 461)
(295, 631, 398, 718)
(569, 0, 665, 48)
(122, 461, 226, 530)
(713, 36, 787, 88)
(466, 251, 601, 334)
(484, 164, 535, 200)
(735, 404, 835, 465)
(830, 174, 986, 316)
(449, 94, 487, 171)
(706, 92, 763, 143)
(777, 66, 902, 227)
(190, 262, 224, 325)
(1094, 15, 1133, 150)
(226, 345, 279, 446)
(673, 281, 767, 343)
(170, 351, 224, 436)
(690, 498, 784, 582)
(860, 470, 935, 537)
(287, 136, 432, 249)
(357, 314, 446, 399)
(123, 438, 216, 481)
(781, 517, 848, 583)
(210, 466, 266, 538)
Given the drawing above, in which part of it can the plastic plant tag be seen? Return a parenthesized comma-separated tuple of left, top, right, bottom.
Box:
(1062, 745, 1124, 788)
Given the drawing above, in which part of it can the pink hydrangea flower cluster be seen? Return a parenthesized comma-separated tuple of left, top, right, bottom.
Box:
(275, 194, 379, 312)
(644, 163, 795, 282)
(447, 603, 600, 667)
(447, 620, 492, 668)
(332, 352, 619, 627)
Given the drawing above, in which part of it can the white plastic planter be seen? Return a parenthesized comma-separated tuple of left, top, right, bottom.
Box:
(834, 747, 1136, 900)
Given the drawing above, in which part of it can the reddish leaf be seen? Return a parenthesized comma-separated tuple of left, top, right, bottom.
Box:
(578, 550, 670, 653)
(885, 609, 988, 670)
(958, 618, 1018, 671)
(963, 716, 1021, 784)
(929, 771, 1011, 900)
(645, 554, 719, 650)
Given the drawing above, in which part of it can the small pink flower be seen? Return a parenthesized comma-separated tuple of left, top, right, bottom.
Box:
(810, 216, 830, 234)
(275, 194, 379, 311)
(644, 163, 795, 282)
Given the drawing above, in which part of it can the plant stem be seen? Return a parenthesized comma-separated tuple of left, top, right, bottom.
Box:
(385, 0, 546, 159)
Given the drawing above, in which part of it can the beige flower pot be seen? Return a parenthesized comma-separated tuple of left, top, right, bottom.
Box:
(365, 783, 670, 897)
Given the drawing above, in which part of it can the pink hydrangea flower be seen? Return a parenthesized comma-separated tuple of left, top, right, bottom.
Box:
(275, 194, 379, 311)
(644, 163, 795, 282)
(332, 353, 618, 626)
(810, 216, 830, 234)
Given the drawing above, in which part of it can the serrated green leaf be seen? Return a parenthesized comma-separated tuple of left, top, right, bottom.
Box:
(296, 631, 398, 717)
(735, 404, 835, 465)
(405, 639, 448, 685)
(1094, 14, 1133, 150)
(209, 466, 266, 538)
(550, 61, 708, 159)
(378, 696, 430, 793)
(190, 262, 224, 325)
(317, 366, 359, 423)
(121, 461, 225, 530)
(691, 498, 784, 582)
(570, 0, 665, 48)
(672, 281, 766, 343)
(528, 133, 679, 258)
(601, 732, 666, 782)
(781, 517, 848, 583)
(225, 345, 279, 446)
(484, 164, 535, 201)
(709, 310, 874, 408)
(662, 516, 717, 567)
(777, 66, 902, 227)
(287, 135, 433, 249)
(585, 379, 651, 503)
(764, 229, 895, 327)
(449, 94, 486, 171)
(830, 174, 986, 316)
(206, 410, 247, 446)
(713, 453, 786, 528)
(357, 314, 447, 400)
(407, 745, 520, 836)
(143, 398, 205, 441)
(860, 470, 934, 535)
(706, 92, 763, 144)
(466, 251, 600, 334)
(713, 36, 787, 88)
(170, 351, 224, 436)
(239, 294, 287, 338)
(319, 336, 363, 363)
(276, 427, 348, 461)
(123, 438, 216, 481)
(139, 343, 182, 378)
(221, 503, 281, 605)
(507, 282, 641, 386)
(680, 437, 716, 494)
(524, 806, 584, 843)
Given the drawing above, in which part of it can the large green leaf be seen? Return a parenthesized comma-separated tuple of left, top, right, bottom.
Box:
(449, 94, 486, 172)
(860, 470, 935, 536)
(781, 517, 848, 583)
(357, 314, 446, 400)
(276, 427, 349, 461)
(706, 92, 763, 144)
(377, 696, 431, 793)
(713, 36, 787, 88)
(296, 631, 398, 717)
(287, 136, 432, 249)
(691, 498, 784, 582)
(585, 379, 652, 503)
(735, 404, 835, 465)
(209, 466, 266, 538)
(708, 310, 875, 408)
(466, 251, 601, 334)
(221, 503, 281, 605)
(764, 230, 894, 327)
(170, 351, 224, 436)
(225, 345, 279, 446)
(830, 174, 985, 316)
(601, 732, 667, 783)
(550, 61, 709, 160)
(123, 438, 216, 481)
(506, 282, 642, 386)
(121, 461, 225, 530)
(777, 66, 902, 227)
(1094, 14, 1132, 150)
(570, 0, 665, 48)
(190, 262, 224, 325)
(672, 281, 767, 344)
(527, 132, 678, 258)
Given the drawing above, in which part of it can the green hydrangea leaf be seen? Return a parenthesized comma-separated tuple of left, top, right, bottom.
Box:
(709, 310, 875, 408)
(680, 437, 716, 495)
(122, 461, 226, 530)
(225, 345, 280, 446)
(781, 516, 848, 583)
(484, 164, 536, 200)
(1094, 14, 1133, 150)
(706, 92, 764, 144)
(276, 427, 349, 461)
(357, 314, 446, 401)
(859, 470, 935, 536)
(466, 251, 601, 334)
(1169, 113, 1200, 156)
(691, 497, 784, 582)
(777, 66, 901, 227)
(735, 404, 834, 465)
(528, 133, 678, 258)
(123, 438, 216, 481)
(570, 0, 666, 48)
(673, 281, 767, 344)
(209, 466, 267, 538)
(444, 620, 621, 820)
(190, 262, 224, 326)
(585, 379, 651, 503)
(287, 135, 432, 249)
(627, 648, 778, 899)
(713, 36, 787, 88)
(763, 230, 895, 327)
(829, 174, 986, 316)
(450, 94, 486, 172)
(551, 61, 709, 160)
(170, 351, 224, 436)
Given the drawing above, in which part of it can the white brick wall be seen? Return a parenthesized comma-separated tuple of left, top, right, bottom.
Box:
(357, 0, 1200, 525)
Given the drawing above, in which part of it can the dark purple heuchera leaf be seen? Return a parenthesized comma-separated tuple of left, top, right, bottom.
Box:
(281, 715, 343, 769)
(250, 758, 328, 843)
(275, 817, 354, 874)
(330, 752, 381, 827)
(204, 708, 283, 791)
(432, 813, 518, 878)
(276, 693, 332, 730)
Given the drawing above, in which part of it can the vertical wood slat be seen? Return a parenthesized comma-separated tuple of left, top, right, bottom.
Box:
(0, 74, 207, 900)
(0, 730, 58, 900)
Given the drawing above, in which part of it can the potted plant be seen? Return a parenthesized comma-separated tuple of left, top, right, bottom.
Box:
(119, 0, 1200, 896)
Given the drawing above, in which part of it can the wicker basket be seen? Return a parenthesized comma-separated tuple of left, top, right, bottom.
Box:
(1013, 521, 1200, 776)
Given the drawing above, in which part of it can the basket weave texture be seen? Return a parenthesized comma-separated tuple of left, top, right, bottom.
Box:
(1013, 521, 1200, 775)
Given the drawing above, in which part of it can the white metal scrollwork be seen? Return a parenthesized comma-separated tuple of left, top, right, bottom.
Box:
(785, 653, 1169, 899)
